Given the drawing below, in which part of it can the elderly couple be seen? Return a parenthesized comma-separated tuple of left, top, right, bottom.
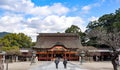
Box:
(54, 58, 67, 69)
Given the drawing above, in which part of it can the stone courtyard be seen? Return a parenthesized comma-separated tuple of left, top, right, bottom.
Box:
(3, 61, 113, 70)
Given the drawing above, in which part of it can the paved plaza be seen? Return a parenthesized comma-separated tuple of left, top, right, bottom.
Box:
(30, 61, 88, 70)
(4, 61, 113, 70)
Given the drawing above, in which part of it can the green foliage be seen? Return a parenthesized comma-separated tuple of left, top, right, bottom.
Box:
(86, 8, 120, 47)
(65, 25, 82, 36)
(2, 46, 20, 55)
(87, 21, 99, 29)
(17, 33, 32, 48)
(32, 42, 36, 46)
(87, 8, 120, 32)
(0, 33, 32, 48)
(65, 25, 86, 45)
(65, 25, 81, 33)
(0, 33, 32, 54)
(87, 8, 120, 33)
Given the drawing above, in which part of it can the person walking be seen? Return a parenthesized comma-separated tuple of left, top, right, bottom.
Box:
(0, 60, 4, 70)
(63, 58, 67, 69)
(54, 58, 59, 69)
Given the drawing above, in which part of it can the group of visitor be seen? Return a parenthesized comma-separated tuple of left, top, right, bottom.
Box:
(54, 58, 67, 69)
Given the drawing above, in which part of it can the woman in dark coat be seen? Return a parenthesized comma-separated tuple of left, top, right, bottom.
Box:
(63, 58, 67, 69)
(54, 58, 59, 69)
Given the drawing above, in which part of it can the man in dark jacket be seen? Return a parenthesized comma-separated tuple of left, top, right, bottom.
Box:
(63, 58, 67, 69)
(54, 58, 59, 69)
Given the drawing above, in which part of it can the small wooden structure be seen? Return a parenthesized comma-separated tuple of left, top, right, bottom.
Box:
(0, 53, 2, 61)
(0, 51, 4, 70)
(18, 48, 32, 61)
(0, 46, 2, 61)
(33, 33, 83, 61)
(81, 46, 111, 61)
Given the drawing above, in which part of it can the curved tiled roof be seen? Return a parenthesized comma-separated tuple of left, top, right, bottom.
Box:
(34, 33, 82, 49)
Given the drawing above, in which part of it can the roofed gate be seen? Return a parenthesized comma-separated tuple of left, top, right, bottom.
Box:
(33, 33, 82, 61)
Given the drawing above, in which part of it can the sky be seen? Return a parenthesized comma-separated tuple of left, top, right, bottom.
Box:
(0, 0, 120, 42)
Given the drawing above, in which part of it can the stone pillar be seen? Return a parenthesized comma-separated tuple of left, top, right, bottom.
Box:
(79, 56, 81, 62)
(15, 56, 18, 62)
(3, 54, 5, 63)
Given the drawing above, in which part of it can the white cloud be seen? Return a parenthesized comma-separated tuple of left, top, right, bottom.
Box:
(0, 15, 38, 41)
(0, 16, 23, 24)
(0, 0, 69, 17)
(0, 0, 34, 13)
(27, 3, 69, 16)
(0, 15, 25, 32)
(0, 14, 85, 41)
(82, 5, 91, 13)
(27, 15, 85, 33)
(24, 15, 85, 41)
(0, 0, 86, 42)
(81, 2, 101, 14)
(88, 16, 98, 21)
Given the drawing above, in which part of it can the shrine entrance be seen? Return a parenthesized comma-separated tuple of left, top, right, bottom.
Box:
(55, 53, 63, 58)
(51, 46, 66, 59)
(36, 45, 79, 61)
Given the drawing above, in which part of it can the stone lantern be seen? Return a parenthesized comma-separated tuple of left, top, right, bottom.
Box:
(80, 51, 85, 65)
(30, 51, 36, 65)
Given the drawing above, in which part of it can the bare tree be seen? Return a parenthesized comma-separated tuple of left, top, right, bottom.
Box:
(87, 27, 120, 70)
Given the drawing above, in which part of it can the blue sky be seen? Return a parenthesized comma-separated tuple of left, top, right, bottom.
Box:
(31, 0, 120, 16)
(0, 0, 120, 41)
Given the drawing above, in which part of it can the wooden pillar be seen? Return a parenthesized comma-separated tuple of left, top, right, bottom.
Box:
(47, 52, 48, 61)
(64, 52, 66, 59)
(38, 54, 39, 61)
(39, 53, 41, 61)
(52, 51, 53, 60)
(37, 52, 40, 60)
(69, 52, 70, 61)
(50, 51, 53, 60)
(50, 51, 52, 61)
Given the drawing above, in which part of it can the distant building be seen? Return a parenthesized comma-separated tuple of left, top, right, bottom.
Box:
(0, 52, 3, 61)
(33, 33, 83, 61)
(81, 46, 111, 61)
(4, 48, 32, 62)
(18, 48, 32, 61)
(0, 45, 3, 62)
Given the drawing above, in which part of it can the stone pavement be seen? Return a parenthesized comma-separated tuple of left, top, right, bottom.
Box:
(4, 62, 31, 70)
(30, 61, 88, 70)
(3, 61, 114, 70)
(70, 61, 113, 70)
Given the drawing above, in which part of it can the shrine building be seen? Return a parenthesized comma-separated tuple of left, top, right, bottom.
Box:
(33, 33, 82, 61)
